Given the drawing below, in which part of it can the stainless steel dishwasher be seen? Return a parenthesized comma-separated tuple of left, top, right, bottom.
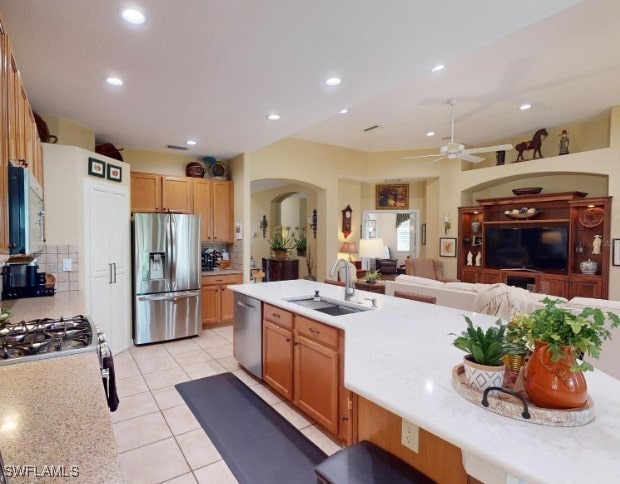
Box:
(233, 293, 263, 379)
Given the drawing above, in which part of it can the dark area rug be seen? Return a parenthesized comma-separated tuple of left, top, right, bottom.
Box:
(176, 372, 327, 484)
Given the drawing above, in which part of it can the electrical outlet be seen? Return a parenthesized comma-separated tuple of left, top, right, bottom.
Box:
(62, 258, 72, 272)
(401, 419, 419, 453)
(47, 263, 58, 273)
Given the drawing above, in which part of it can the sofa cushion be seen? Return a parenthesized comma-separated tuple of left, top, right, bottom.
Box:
(408, 258, 436, 279)
(395, 275, 444, 287)
(566, 297, 620, 314)
(444, 282, 478, 293)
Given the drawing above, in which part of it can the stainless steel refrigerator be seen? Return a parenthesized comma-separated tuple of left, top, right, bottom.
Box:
(132, 213, 202, 345)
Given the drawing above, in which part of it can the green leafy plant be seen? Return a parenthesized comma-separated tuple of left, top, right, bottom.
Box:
(268, 227, 295, 250)
(364, 269, 381, 283)
(451, 316, 508, 366)
(505, 312, 532, 356)
(293, 227, 307, 251)
(523, 298, 620, 371)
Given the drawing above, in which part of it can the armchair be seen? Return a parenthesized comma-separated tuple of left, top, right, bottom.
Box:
(375, 246, 398, 275)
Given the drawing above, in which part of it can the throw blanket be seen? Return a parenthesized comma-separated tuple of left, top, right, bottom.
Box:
(472, 283, 540, 320)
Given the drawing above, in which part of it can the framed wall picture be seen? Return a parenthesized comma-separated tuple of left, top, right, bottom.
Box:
(107, 163, 122, 182)
(613, 239, 620, 266)
(472, 235, 483, 246)
(88, 157, 106, 178)
(439, 237, 457, 257)
(375, 184, 409, 209)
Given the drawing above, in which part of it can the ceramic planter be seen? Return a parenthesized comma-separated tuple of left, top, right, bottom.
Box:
(524, 341, 587, 409)
(463, 355, 505, 392)
(271, 248, 288, 259)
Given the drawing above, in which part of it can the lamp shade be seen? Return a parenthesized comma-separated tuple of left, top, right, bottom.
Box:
(339, 242, 358, 254)
(359, 238, 384, 259)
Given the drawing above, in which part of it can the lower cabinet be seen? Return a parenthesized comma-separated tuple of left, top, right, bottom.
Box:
(262, 307, 349, 442)
(568, 275, 602, 299)
(201, 273, 242, 327)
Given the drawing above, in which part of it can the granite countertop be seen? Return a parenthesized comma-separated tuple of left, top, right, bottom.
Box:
(0, 353, 124, 483)
(0, 291, 124, 483)
(231, 280, 620, 484)
(201, 268, 242, 277)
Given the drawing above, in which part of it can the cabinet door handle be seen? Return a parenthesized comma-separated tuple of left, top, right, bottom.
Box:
(294, 342, 299, 346)
(272, 313, 280, 319)
(286, 338, 291, 342)
(309, 328, 320, 334)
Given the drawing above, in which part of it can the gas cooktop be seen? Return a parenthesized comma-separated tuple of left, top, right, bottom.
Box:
(0, 315, 97, 366)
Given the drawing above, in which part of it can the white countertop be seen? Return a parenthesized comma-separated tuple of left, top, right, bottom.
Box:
(232, 280, 620, 484)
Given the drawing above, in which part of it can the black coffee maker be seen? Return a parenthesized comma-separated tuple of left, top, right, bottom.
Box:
(201, 249, 217, 271)
(2, 262, 51, 299)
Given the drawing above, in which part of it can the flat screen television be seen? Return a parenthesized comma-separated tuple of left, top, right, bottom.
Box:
(484, 226, 569, 272)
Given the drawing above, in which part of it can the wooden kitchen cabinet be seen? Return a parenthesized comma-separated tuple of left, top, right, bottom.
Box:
(201, 273, 242, 327)
(263, 304, 295, 401)
(294, 316, 340, 435)
(161, 176, 193, 213)
(130, 172, 161, 212)
(193, 179, 234, 242)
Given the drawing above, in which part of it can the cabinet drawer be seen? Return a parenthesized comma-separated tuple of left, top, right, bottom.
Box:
(201, 274, 242, 286)
(263, 303, 294, 330)
(295, 315, 338, 348)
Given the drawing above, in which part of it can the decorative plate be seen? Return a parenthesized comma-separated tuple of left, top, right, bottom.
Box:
(579, 207, 604, 228)
(209, 161, 228, 179)
(504, 208, 542, 220)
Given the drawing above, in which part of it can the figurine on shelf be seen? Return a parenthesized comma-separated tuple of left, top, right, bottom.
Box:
(575, 241, 585, 254)
(475, 252, 482, 267)
(467, 251, 473, 266)
(592, 235, 602, 255)
(558, 129, 570, 156)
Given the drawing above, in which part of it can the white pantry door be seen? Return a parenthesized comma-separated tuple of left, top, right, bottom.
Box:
(84, 180, 131, 353)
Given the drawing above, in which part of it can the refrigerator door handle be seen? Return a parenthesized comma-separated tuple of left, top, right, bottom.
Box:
(109, 263, 113, 284)
(113, 262, 117, 283)
(137, 291, 200, 302)
(170, 215, 177, 289)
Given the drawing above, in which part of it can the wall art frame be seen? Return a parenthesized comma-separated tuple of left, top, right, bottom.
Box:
(107, 163, 122, 182)
(88, 157, 106, 178)
(375, 184, 409, 210)
(439, 237, 457, 257)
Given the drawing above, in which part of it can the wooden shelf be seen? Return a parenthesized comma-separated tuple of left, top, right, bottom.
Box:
(484, 219, 570, 225)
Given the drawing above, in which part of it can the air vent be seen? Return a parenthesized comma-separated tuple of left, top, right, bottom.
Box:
(363, 125, 381, 132)
(167, 144, 189, 151)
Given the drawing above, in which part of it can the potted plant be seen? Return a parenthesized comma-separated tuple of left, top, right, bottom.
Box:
(293, 227, 307, 257)
(451, 316, 508, 392)
(521, 298, 620, 409)
(503, 312, 533, 383)
(268, 227, 295, 259)
(364, 269, 381, 284)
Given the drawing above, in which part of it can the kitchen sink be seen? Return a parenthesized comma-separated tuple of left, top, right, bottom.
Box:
(286, 295, 373, 316)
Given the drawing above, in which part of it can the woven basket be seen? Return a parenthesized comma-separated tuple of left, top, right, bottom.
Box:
(45, 273, 56, 289)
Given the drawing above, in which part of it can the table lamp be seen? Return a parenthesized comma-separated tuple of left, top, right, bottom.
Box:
(339, 241, 358, 262)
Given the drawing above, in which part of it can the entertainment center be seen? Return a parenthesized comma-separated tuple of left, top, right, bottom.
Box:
(458, 192, 612, 299)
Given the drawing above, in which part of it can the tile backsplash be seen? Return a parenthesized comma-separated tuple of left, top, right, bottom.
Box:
(38, 243, 79, 292)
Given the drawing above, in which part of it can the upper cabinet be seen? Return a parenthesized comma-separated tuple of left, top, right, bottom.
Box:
(131, 172, 233, 243)
(1, 28, 44, 252)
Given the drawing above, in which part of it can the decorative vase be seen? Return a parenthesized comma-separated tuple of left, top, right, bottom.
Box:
(503, 353, 527, 385)
(523, 341, 587, 409)
(470, 219, 480, 235)
(272, 248, 288, 259)
(296, 248, 306, 257)
(463, 355, 505, 392)
(579, 258, 598, 275)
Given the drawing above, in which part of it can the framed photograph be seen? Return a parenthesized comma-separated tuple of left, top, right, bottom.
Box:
(375, 184, 409, 209)
(107, 163, 122, 182)
(473, 235, 483, 247)
(88, 157, 106, 178)
(439, 237, 457, 257)
(613, 239, 620, 266)
(421, 223, 426, 245)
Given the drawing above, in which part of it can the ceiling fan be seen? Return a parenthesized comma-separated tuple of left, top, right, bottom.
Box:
(402, 99, 512, 164)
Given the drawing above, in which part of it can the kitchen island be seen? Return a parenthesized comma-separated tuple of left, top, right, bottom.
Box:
(231, 279, 620, 484)
(0, 291, 124, 483)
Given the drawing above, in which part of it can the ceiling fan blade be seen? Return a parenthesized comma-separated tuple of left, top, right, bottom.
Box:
(401, 153, 442, 160)
(417, 156, 447, 166)
(465, 144, 513, 155)
(459, 153, 485, 163)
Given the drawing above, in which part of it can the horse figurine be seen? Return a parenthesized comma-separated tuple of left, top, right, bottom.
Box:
(515, 128, 548, 161)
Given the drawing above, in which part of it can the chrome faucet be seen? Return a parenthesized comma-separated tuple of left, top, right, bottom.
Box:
(329, 258, 355, 301)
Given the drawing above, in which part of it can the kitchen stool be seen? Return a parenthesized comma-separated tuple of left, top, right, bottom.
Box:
(315, 440, 433, 484)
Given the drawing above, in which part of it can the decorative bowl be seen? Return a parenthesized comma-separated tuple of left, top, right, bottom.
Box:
(504, 208, 542, 220)
(512, 187, 543, 196)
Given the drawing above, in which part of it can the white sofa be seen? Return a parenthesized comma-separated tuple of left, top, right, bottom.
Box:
(385, 275, 562, 319)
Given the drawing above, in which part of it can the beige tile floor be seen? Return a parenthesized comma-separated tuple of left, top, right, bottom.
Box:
(113, 325, 342, 483)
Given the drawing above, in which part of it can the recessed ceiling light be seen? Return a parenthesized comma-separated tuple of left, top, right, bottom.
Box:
(121, 9, 145, 24)
(426, 131, 435, 137)
(267, 114, 280, 121)
(186, 140, 197, 146)
(325, 77, 342, 86)
(431, 64, 445, 72)
(105, 77, 124, 86)
(519, 103, 532, 111)
(339, 108, 348, 114)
